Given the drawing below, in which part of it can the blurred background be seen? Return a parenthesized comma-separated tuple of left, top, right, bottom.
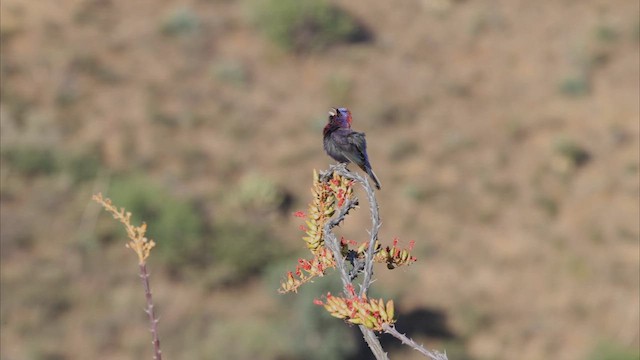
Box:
(1, 0, 638, 359)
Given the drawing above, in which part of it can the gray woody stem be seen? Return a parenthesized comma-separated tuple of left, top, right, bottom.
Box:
(383, 324, 448, 360)
(139, 262, 162, 360)
(321, 165, 388, 360)
(321, 164, 448, 360)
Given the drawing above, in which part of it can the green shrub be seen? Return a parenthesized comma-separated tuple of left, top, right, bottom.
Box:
(273, 272, 357, 359)
(1, 147, 59, 176)
(554, 137, 590, 167)
(252, 0, 366, 52)
(595, 24, 618, 43)
(559, 75, 590, 97)
(234, 173, 285, 213)
(290, 279, 358, 359)
(210, 221, 279, 285)
(587, 341, 640, 360)
(535, 195, 558, 218)
(108, 175, 207, 270)
(211, 60, 249, 88)
(64, 153, 102, 183)
(1, 145, 105, 183)
(262, 260, 358, 359)
(161, 6, 200, 36)
(199, 318, 292, 359)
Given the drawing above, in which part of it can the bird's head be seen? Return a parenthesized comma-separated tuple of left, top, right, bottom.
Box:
(328, 107, 352, 127)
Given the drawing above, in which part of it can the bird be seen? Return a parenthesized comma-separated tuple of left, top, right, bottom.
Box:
(323, 107, 382, 190)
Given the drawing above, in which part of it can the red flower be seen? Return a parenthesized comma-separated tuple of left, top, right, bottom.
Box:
(298, 258, 312, 270)
(313, 299, 323, 306)
(336, 189, 345, 207)
(293, 211, 306, 218)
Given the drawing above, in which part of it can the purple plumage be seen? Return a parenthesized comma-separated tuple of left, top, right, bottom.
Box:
(323, 108, 382, 190)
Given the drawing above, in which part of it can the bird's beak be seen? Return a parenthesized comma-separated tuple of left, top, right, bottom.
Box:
(328, 108, 337, 116)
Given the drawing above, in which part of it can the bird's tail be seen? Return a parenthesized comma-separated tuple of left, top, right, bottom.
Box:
(366, 167, 382, 190)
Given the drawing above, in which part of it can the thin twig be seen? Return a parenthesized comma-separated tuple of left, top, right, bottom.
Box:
(322, 196, 359, 293)
(332, 167, 381, 297)
(139, 263, 162, 360)
(93, 194, 163, 360)
(383, 324, 448, 360)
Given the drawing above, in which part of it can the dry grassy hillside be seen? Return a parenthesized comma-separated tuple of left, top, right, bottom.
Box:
(1, 0, 639, 359)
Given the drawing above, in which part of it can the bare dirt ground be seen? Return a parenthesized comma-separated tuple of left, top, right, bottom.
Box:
(1, 0, 638, 359)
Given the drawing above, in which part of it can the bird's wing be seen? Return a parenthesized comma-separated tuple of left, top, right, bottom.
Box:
(344, 131, 368, 167)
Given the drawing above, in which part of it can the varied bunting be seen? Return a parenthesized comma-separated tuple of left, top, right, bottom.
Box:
(323, 107, 381, 190)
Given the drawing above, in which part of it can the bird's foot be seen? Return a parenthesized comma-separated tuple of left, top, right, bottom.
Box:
(322, 163, 348, 181)
(329, 162, 348, 172)
(329, 163, 349, 172)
